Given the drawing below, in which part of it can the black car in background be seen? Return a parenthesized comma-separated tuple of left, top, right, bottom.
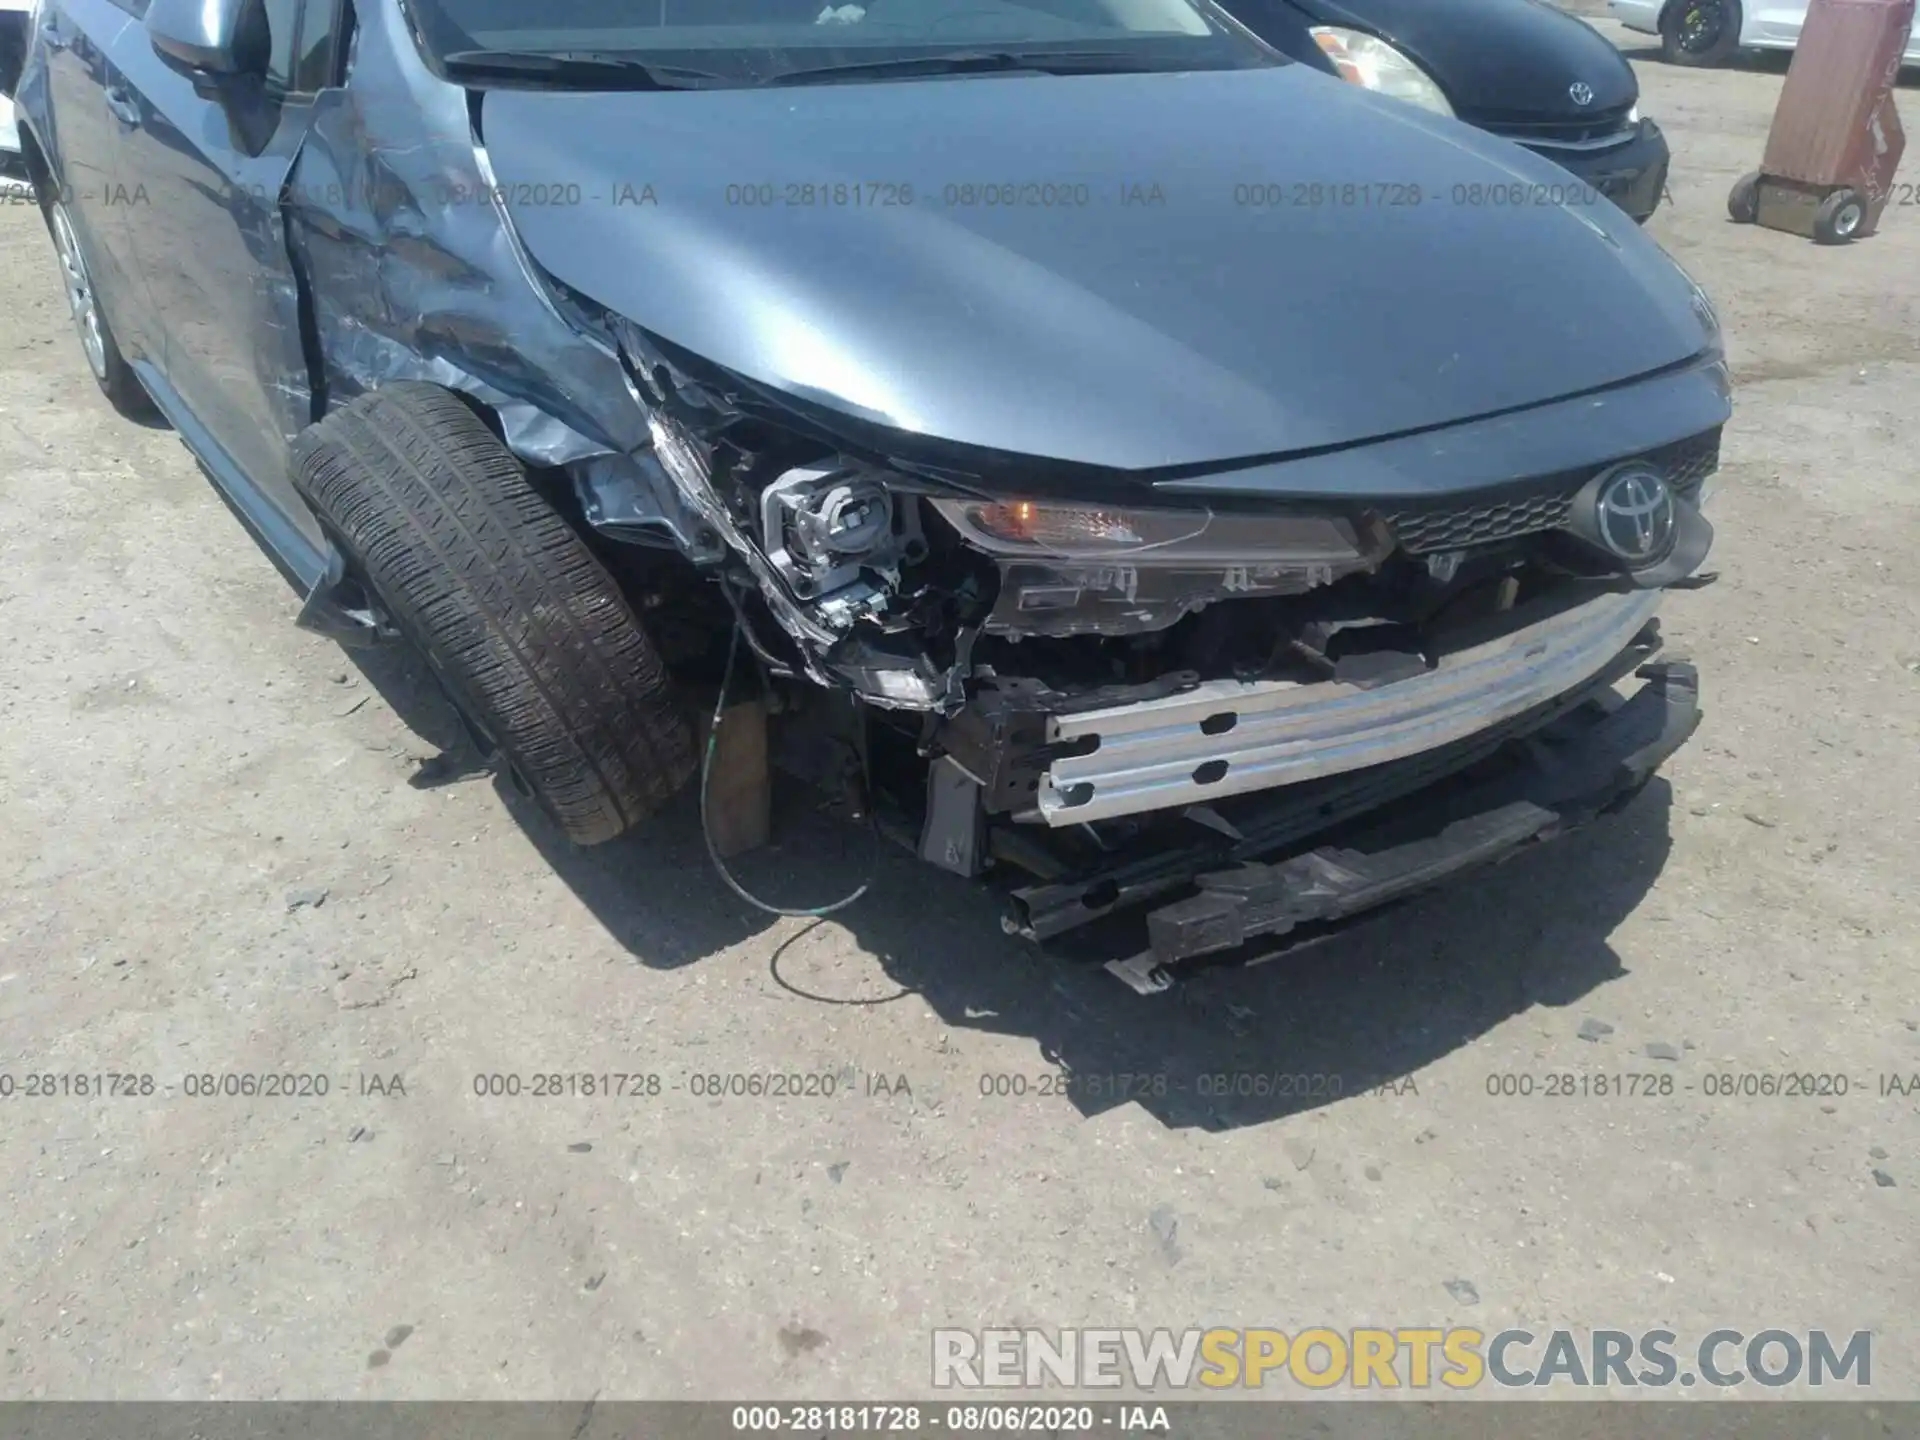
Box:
(0, 3, 24, 92)
(1221, 0, 1672, 221)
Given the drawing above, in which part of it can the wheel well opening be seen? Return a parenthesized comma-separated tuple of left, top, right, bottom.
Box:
(18, 124, 52, 200)
(440, 386, 509, 443)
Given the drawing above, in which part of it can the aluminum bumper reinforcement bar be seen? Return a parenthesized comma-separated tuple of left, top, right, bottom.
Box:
(1103, 658, 1700, 994)
(1041, 589, 1663, 826)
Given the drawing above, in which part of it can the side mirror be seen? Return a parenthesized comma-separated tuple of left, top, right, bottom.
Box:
(146, 0, 251, 78)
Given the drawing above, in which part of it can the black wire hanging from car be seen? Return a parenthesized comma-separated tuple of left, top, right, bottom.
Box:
(699, 585, 878, 918)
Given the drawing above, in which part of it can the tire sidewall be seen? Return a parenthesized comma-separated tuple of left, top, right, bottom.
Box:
(1662, 0, 1741, 65)
(291, 386, 695, 843)
(40, 193, 157, 418)
(306, 508, 522, 782)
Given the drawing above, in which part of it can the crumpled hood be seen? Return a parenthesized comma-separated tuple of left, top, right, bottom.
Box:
(483, 66, 1709, 472)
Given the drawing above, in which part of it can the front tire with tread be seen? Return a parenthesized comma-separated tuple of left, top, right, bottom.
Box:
(292, 384, 696, 845)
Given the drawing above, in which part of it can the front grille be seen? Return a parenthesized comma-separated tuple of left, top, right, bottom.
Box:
(1662, 429, 1720, 492)
(1474, 105, 1636, 148)
(1382, 429, 1720, 556)
(1385, 489, 1575, 555)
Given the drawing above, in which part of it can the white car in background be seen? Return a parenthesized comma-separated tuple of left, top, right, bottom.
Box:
(1611, 0, 1919, 67)
(0, 0, 33, 179)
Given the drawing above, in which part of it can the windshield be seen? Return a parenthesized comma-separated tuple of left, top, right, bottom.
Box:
(402, 0, 1279, 86)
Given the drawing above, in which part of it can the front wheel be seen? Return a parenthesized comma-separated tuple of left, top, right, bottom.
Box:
(45, 199, 156, 419)
(292, 384, 698, 845)
(1661, 0, 1743, 65)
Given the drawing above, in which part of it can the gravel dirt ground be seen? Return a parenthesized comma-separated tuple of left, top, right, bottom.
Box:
(1, 30, 1916, 1404)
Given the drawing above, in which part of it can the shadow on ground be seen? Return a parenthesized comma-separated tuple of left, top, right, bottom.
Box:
(349, 637, 1674, 1134)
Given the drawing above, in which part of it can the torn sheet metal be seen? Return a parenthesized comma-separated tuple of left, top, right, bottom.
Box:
(281, 0, 647, 470)
(614, 330, 967, 709)
(573, 451, 725, 564)
(647, 413, 837, 674)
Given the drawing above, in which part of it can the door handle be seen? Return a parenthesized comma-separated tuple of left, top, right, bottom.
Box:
(103, 85, 139, 126)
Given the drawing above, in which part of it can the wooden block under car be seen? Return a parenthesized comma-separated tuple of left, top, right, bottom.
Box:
(702, 697, 770, 858)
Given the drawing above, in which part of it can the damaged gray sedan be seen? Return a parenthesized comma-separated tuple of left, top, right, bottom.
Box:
(18, 0, 1729, 985)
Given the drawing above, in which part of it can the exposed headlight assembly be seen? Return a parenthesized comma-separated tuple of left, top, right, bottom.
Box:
(761, 461, 925, 600)
(930, 497, 1374, 567)
(930, 498, 1389, 638)
(1308, 27, 1453, 118)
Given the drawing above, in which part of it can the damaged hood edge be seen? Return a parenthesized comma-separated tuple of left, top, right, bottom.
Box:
(613, 312, 1729, 506)
(480, 66, 1714, 477)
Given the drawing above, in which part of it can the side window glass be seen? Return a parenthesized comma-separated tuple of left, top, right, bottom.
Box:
(293, 0, 342, 91)
(260, 0, 305, 92)
(105, 0, 151, 15)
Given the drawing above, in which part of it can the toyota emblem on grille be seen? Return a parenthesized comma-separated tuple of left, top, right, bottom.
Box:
(1594, 467, 1676, 563)
(1569, 81, 1595, 105)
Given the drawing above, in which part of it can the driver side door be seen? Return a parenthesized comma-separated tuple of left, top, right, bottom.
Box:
(111, 0, 346, 579)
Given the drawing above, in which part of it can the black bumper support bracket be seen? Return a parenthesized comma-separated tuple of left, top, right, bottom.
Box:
(1106, 661, 1700, 993)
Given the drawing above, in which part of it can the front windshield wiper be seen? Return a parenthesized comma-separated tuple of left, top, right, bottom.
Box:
(762, 48, 1203, 86)
(441, 49, 732, 89)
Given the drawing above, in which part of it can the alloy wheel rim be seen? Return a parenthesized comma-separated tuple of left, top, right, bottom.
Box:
(51, 205, 108, 380)
(1834, 202, 1862, 237)
(1679, 0, 1725, 50)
